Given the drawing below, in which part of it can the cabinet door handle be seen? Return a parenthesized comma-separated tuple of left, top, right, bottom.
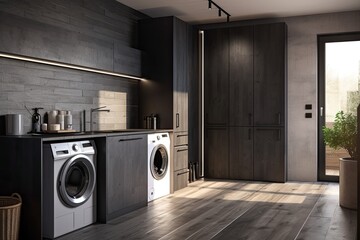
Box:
(177, 134, 188, 137)
(277, 129, 281, 141)
(177, 148, 188, 152)
(277, 113, 281, 125)
(177, 170, 189, 176)
(248, 113, 252, 125)
(118, 137, 143, 142)
(176, 113, 180, 128)
(248, 128, 252, 140)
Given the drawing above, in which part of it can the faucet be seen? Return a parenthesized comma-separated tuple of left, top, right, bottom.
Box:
(90, 106, 110, 132)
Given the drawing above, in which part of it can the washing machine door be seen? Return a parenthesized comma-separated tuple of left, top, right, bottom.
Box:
(150, 144, 169, 180)
(58, 154, 96, 207)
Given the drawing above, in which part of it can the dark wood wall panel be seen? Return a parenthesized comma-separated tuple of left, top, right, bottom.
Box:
(0, 0, 148, 132)
(0, 0, 148, 76)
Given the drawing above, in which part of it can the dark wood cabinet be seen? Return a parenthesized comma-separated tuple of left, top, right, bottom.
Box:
(204, 23, 286, 182)
(106, 135, 147, 220)
(204, 127, 229, 179)
(174, 20, 189, 132)
(254, 23, 286, 126)
(140, 16, 191, 191)
(229, 127, 254, 180)
(139, 16, 190, 132)
(229, 26, 254, 127)
(204, 28, 229, 126)
(174, 145, 189, 171)
(254, 128, 285, 182)
(173, 144, 189, 192)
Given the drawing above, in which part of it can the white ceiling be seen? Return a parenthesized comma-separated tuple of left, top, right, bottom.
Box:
(117, 0, 360, 24)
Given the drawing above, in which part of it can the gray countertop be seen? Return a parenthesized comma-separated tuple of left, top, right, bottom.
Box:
(0, 129, 174, 142)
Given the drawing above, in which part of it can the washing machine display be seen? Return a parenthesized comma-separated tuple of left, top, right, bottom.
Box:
(148, 133, 171, 202)
(43, 140, 97, 239)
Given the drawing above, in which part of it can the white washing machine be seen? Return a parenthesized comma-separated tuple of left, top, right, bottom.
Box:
(43, 140, 97, 239)
(148, 132, 171, 201)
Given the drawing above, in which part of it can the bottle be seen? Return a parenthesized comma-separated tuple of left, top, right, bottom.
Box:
(56, 110, 65, 130)
(64, 111, 72, 130)
(48, 110, 58, 125)
(32, 108, 43, 133)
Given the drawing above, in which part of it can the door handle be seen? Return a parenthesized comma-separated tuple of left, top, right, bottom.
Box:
(277, 129, 281, 141)
(248, 113, 252, 125)
(176, 113, 180, 128)
(248, 128, 251, 140)
(176, 148, 188, 152)
(177, 134, 188, 137)
(118, 137, 143, 142)
(320, 107, 324, 117)
(277, 113, 281, 125)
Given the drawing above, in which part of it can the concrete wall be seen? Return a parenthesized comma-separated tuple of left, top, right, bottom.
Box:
(285, 11, 360, 181)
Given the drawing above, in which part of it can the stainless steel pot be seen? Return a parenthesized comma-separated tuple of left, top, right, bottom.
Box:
(5, 114, 24, 135)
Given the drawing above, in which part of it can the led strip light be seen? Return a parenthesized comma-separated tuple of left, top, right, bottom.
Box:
(0, 52, 147, 81)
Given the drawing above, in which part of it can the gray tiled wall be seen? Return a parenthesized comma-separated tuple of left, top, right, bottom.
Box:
(0, 57, 139, 132)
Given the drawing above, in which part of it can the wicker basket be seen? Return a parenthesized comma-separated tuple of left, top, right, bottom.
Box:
(0, 193, 22, 240)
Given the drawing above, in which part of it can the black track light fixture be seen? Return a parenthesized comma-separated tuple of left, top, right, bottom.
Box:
(207, 0, 231, 22)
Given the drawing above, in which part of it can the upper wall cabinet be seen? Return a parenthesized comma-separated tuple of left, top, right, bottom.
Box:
(254, 23, 286, 126)
(204, 28, 229, 126)
(139, 16, 191, 132)
(229, 26, 254, 127)
(0, 2, 145, 76)
(205, 23, 286, 127)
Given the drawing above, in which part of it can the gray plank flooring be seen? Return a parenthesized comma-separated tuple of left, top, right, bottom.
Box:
(58, 180, 356, 240)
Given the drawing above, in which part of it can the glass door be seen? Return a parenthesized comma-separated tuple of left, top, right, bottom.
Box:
(318, 33, 360, 181)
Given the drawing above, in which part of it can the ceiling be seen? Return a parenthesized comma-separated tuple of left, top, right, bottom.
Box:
(116, 0, 360, 24)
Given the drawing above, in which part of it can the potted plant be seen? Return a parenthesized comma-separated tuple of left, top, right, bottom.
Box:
(323, 111, 357, 210)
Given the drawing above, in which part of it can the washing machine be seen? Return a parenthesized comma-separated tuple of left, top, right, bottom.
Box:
(148, 132, 171, 201)
(43, 140, 97, 239)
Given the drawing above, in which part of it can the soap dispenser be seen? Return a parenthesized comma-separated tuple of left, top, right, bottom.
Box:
(32, 107, 44, 133)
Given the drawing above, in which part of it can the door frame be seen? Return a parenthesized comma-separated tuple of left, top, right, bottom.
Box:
(318, 32, 360, 182)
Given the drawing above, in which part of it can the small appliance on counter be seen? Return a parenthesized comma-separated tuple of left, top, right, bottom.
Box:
(5, 114, 24, 135)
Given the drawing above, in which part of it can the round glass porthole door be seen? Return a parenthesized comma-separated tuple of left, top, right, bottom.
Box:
(150, 144, 169, 180)
(58, 154, 96, 207)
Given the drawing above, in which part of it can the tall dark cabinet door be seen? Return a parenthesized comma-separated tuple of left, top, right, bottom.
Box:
(229, 26, 254, 126)
(204, 28, 229, 126)
(229, 127, 253, 180)
(254, 23, 286, 126)
(254, 128, 285, 182)
(204, 127, 229, 178)
(174, 19, 189, 132)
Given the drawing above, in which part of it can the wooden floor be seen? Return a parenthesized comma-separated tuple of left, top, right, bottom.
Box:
(58, 180, 356, 240)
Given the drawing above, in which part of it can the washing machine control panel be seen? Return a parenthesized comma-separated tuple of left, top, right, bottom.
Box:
(72, 144, 80, 152)
(50, 140, 95, 160)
